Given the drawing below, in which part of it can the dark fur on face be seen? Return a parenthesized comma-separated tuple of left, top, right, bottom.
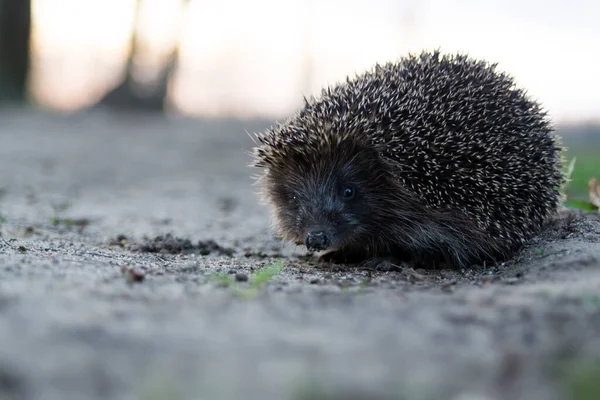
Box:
(260, 139, 388, 253)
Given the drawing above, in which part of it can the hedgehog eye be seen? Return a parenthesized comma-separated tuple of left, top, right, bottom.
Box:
(342, 187, 354, 199)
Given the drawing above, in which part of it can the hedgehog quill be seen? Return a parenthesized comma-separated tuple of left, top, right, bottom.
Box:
(251, 51, 564, 269)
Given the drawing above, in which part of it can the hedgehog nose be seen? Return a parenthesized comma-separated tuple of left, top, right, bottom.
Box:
(306, 231, 330, 252)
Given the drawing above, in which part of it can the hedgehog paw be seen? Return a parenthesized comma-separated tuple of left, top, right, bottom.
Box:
(318, 249, 364, 265)
(359, 257, 404, 272)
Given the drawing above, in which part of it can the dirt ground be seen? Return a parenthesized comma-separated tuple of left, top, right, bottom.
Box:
(1, 109, 600, 400)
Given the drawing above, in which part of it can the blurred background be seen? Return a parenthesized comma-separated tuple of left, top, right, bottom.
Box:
(0, 0, 598, 200)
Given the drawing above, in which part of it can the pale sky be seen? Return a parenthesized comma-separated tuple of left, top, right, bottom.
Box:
(30, 0, 600, 124)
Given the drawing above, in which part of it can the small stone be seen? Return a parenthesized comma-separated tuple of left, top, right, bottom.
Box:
(441, 281, 457, 293)
(503, 277, 521, 285)
(120, 266, 145, 283)
(309, 278, 319, 284)
(235, 272, 248, 282)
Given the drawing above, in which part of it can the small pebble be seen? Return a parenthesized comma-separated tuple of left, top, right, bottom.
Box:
(235, 272, 248, 282)
(121, 266, 145, 283)
(441, 281, 457, 293)
(503, 277, 521, 285)
(309, 278, 319, 284)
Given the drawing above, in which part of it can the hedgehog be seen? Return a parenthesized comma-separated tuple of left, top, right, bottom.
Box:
(250, 50, 564, 269)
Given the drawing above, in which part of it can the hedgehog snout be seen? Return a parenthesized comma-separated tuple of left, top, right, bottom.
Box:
(305, 230, 331, 252)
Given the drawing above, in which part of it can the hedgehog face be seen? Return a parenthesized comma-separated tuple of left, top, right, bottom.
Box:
(258, 141, 390, 254)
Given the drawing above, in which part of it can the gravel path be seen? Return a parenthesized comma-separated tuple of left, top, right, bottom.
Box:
(1, 110, 600, 400)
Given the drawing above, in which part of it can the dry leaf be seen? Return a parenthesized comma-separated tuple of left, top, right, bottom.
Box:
(589, 177, 600, 209)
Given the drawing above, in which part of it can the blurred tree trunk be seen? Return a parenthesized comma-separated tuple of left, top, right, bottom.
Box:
(0, 0, 31, 105)
(96, 0, 187, 113)
(96, 0, 153, 111)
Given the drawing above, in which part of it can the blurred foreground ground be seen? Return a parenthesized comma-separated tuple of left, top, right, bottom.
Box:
(1, 110, 600, 400)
